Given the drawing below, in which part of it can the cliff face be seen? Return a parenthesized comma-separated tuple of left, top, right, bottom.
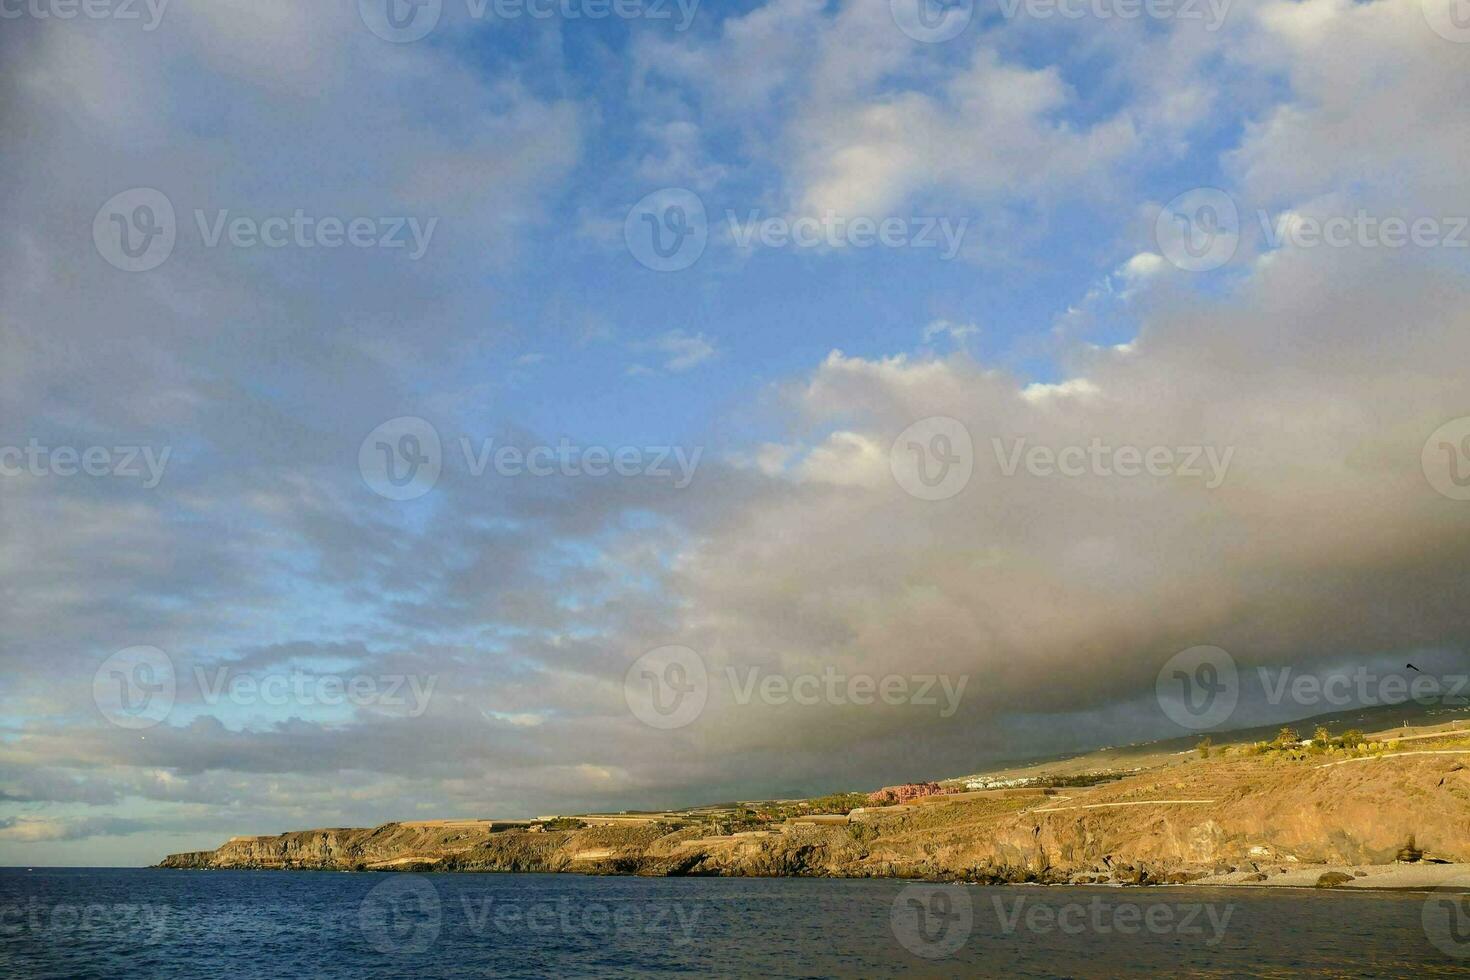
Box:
(158, 754, 1470, 882)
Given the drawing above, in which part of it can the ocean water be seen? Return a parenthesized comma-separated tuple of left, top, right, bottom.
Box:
(1, 868, 1465, 978)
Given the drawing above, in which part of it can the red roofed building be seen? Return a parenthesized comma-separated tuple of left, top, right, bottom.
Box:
(867, 782, 946, 805)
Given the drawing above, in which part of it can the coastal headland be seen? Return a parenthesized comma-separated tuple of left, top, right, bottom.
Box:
(160, 710, 1470, 889)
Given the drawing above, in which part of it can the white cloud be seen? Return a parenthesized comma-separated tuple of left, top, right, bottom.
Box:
(635, 329, 721, 373)
(1020, 377, 1102, 405)
(921, 319, 979, 348)
(1119, 252, 1166, 281)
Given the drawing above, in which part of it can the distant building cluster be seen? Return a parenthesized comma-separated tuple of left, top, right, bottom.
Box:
(867, 782, 946, 805)
(963, 776, 1040, 791)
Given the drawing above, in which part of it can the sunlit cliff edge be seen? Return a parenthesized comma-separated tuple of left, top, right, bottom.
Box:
(160, 710, 1470, 887)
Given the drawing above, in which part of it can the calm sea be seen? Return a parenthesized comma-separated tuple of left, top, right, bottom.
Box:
(0, 868, 1463, 977)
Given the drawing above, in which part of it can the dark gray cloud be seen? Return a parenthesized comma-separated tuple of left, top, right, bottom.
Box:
(3, 0, 1470, 866)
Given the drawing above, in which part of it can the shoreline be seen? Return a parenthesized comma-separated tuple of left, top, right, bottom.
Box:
(1177, 862, 1470, 892)
(152, 861, 1470, 892)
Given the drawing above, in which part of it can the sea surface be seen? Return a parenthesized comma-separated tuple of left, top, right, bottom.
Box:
(1, 867, 1465, 977)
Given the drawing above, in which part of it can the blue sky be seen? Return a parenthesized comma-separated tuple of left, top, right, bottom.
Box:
(2, 0, 1469, 864)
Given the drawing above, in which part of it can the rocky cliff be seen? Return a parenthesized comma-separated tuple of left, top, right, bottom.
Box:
(159, 751, 1470, 883)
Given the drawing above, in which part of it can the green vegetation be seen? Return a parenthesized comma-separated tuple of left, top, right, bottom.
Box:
(802, 793, 870, 814)
(674, 792, 877, 837)
(540, 817, 587, 831)
(1235, 725, 1404, 761)
(1039, 772, 1129, 788)
(716, 794, 872, 825)
(1197, 736, 1213, 759)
